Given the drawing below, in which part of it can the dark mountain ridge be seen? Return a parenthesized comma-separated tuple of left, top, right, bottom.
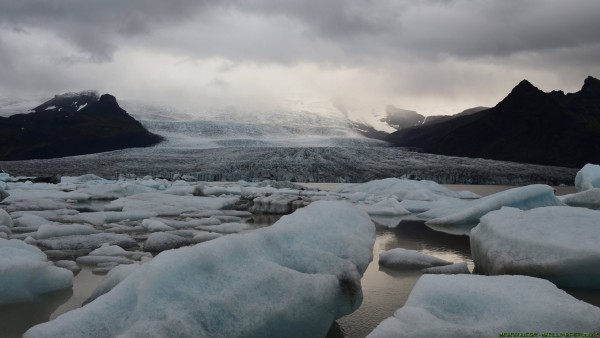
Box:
(387, 76, 600, 168)
(0, 92, 163, 160)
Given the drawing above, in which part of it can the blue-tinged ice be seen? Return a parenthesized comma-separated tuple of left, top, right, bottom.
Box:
(422, 185, 563, 235)
(25, 201, 375, 338)
(575, 163, 600, 191)
(471, 206, 600, 288)
(0, 238, 73, 304)
(367, 275, 600, 338)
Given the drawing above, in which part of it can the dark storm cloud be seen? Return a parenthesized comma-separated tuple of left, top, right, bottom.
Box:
(1, 0, 600, 64)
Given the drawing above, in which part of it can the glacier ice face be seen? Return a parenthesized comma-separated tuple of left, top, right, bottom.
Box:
(0, 238, 73, 304)
(470, 206, 600, 289)
(423, 184, 563, 235)
(24, 201, 375, 338)
(367, 275, 600, 338)
(379, 248, 452, 269)
(575, 163, 600, 191)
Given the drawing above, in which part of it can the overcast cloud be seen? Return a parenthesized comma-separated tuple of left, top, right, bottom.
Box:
(0, 0, 599, 118)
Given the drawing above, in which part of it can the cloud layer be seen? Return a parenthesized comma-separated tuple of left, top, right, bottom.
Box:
(1, 0, 599, 117)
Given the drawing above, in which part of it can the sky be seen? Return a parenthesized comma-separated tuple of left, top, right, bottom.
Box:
(1, 0, 599, 122)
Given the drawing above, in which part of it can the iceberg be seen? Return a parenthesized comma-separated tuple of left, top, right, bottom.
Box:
(471, 206, 600, 288)
(421, 262, 469, 274)
(379, 248, 452, 269)
(0, 238, 73, 304)
(37, 233, 137, 251)
(36, 223, 100, 239)
(559, 188, 600, 209)
(575, 163, 600, 191)
(0, 208, 13, 227)
(334, 178, 480, 201)
(423, 185, 563, 235)
(105, 193, 238, 216)
(25, 201, 375, 338)
(367, 275, 600, 338)
(143, 232, 192, 252)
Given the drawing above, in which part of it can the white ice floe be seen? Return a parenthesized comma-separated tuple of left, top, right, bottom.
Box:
(0, 208, 13, 227)
(250, 193, 311, 214)
(61, 210, 157, 226)
(84, 263, 140, 305)
(471, 206, 600, 288)
(559, 188, 600, 209)
(379, 248, 452, 269)
(0, 173, 10, 182)
(334, 178, 480, 201)
(141, 219, 175, 232)
(362, 198, 411, 216)
(367, 275, 600, 338)
(192, 231, 222, 243)
(75, 183, 155, 200)
(421, 262, 469, 274)
(12, 214, 53, 229)
(54, 260, 81, 273)
(195, 222, 252, 234)
(105, 193, 238, 216)
(36, 223, 100, 239)
(423, 185, 563, 235)
(25, 201, 375, 338)
(76, 255, 133, 266)
(575, 163, 600, 191)
(0, 238, 73, 304)
(37, 233, 137, 251)
(0, 186, 8, 201)
(143, 232, 191, 252)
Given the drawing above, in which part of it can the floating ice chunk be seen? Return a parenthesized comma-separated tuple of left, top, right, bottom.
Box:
(62, 210, 157, 226)
(36, 223, 100, 239)
(75, 183, 155, 200)
(54, 260, 81, 273)
(423, 185, 563, 235)
(421, 262, 469, 274)
(575, 163, 600, 191)
(84, 263, 140, 305)
(0, 186, 8, 202)
(12, 214, 52, 229)
(143, 232, 191, 252)
(4, 198, 73, 212)
(0, 172, 10, 182)
(559, 188, 600, 209)
(106, 193, 239, 216)
(192, 231, 222, 243)
(0, 232, 7, 239)
(25, 201, 375, 338)
(76, 256, 133, 266)
(196, 222, 252, 234)
(4, 189, 90, 202)
(0, 238, 73, 304)
(379, 248, 452, 269)
(471, 206, 600, 288)
(398, 199, 466, 214)
(141, 219, 175, 232)
(61, 174, 105, 184)
(363, 198, 410, 216)
(0, 208, 13, 227)
(37, 233, 137, 251)
(334, 178, 479, 201)
(89, 243, 130, 256)
(367, 275, 600, 338)
(250, 193, 310, 214)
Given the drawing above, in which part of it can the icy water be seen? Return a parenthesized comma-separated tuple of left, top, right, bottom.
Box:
(3, 184, 598, 338)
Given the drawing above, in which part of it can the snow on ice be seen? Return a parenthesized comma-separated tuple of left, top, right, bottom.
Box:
(367, 275, 600, 338)
(471, 206, 600, 288)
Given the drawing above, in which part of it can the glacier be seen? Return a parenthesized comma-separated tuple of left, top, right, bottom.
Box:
(24, 201, 375, 338)
(366, 275, 600, 338)
(470, 206, 600, 288)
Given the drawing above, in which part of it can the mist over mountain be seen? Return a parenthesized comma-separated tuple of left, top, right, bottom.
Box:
(0, 92, 163, 160)
(387, 76, 600, 168)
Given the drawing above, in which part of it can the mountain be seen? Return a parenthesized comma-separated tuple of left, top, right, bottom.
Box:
(0, 91, 163, 160)
(387, 76, 600, 168)
(380, 105, 425, 130)
(422, 106, 489, 125)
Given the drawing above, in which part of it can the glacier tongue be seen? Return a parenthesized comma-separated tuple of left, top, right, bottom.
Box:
(24, 201, 375, 338)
